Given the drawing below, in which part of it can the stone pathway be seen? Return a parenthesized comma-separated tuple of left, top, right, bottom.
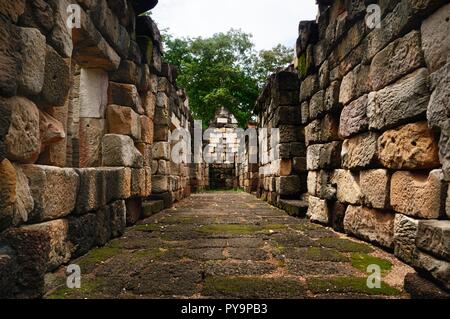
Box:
(45, 192, 413, 299)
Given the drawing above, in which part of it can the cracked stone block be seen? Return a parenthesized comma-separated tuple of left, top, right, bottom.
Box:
(344, 205, 395, 249)
(305, 114, 339, 146)
(41, 45, 71, 107)
(428, 60, 450, 130)
(339, 64, 370, 105)
(307, 170, 335, 200)
(152, 142, 170, 160)
(341, 132, 379, 170)
(391, 170, 445, 219)
(307, 196, 329, 225)
(306, 141, 342, 170)
(339, 94, 368, 138)
(47, 0, 73, 58)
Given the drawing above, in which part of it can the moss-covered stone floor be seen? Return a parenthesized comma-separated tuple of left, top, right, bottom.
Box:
(45, 192, 413, 299)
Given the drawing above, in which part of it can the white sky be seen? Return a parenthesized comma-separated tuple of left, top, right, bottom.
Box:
(152, 0, 318, 50)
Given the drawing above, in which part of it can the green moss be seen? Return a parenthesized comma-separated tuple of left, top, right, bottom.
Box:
(351, 253, 392, 273)
(307, 276, 401, 296)
(203, 277, 305, 298)
(318, 237, 374, 253)
(297, 53, 308, 77)
(133, 223, 161, 233)
(305, 247, 349, 262)
(48, 279, 104, 299)
(198, 224, 286, 235)
(160, 216, 194, 224)
(77, 246, 121, 269)
(291, 223, 322, 232)
(133, 248, 167, 260)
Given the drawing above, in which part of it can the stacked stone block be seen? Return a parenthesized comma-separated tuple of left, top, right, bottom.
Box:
(294, 0, 450, 292)
(254, 67, 308, 207)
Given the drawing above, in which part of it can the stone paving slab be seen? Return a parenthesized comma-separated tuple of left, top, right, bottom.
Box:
(45, 192, 413, 299)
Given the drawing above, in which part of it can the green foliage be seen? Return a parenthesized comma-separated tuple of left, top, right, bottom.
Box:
(162, 29, 294, 127)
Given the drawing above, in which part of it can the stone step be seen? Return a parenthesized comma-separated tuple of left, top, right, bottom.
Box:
(277, 199, 309, 217)
(142, 200, 165, 218)
(404, 272, 450, 299)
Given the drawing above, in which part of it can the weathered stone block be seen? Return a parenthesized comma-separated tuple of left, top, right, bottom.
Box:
(404, 272, 450, 299)
(38, 110, 65, 154)
(22, 165, 79, 223)
(447, 186, 450, 218)
(331, 169, 363, 205)
(324, 81, 340, 112)
(109, 200, 126, 238)
(106, 105, 141, 140)
(421, 3, 450, 73)
(101, 134, 143, 168)
(0, 16, 20, 97)
(107, 82, 144, 115)
(152, 175, 169, 194)
(0, 0, 25, 23)
(427, 60, 450, 130)
(307, 196, 329, 225)
(125, 198, 142, 226)
(341, 132, 379, 170)
(131, 168, 146, 197)
(42, 45, 70, 107)
(391, 170, 445, 219)
(143, 92, 156, 119)
(370, 30, 424, 91)
(300, 75, 319, 101)
(308, 90, 324, 120)
(68, 213, 97, 258)
(79, 68, 109, 118)
(12, 164, 34, 227)
(344, 205, 395, 249)
(17, 27, 46, 96)
(378, 121, 440, 170)
(360, 169, 390, 209)
(339, 64, 370, 105)
(277, 175, 302, 196)
(367, 68, 430, 131)
(75, 168, 105, 214)
(307, 170, 336, 200)
(79, 118, 105, 168)
(394, 214, 419, 264)
(0, 97, 40, 164)
(47, 0, 73, 58)
(306, 141, 342, 170)
(95, 206, 111, 247)
(440, 120, 450, 181)
(412, 250, 450, 291)
(110, 59, 140, 86)
(417, 220, 450, 262)
(0, 159, 16, 231)
(152, 142, 170, 160)
(339, 94, 368, 138)
(139, 115, 153, 144)
(305, 114, 339, 146)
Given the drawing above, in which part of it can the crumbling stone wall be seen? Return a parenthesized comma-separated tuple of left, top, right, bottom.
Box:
(294, 0, 449, 291)
(0, 0, 200, 298)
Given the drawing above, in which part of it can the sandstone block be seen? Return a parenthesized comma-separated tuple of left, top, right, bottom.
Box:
(427, 60, 450, 130)
(447, 186, 450, 218)
(367, 68, 430, 131)
(440, 120, 450, 181)
(38, 110, 65, 152)
(307, 196, 329, 225)
(109, 200, 126, 238)
(308, 90, 324, 120)
(272, 159, 293, 177)
(139, 115, 153, 144)
(110, 59, 140, 86)
(12, 164, 34, 227)
(300, 75, 319, 101)
(79, 68, 109, 118)
(339, 64, 370, 105)
(307, 170, 335, 200)
(412, 250, 450, 291)
(0, 0, 25, 23)
(344, 205, 395, 249)
(125, 198, 142, 226)
(22, 165, 79, 222)
(75, 168, 105, 214)
(339, 94, 368, 138)
(152, 142, 170, 160)
(143, 92, 156, 119)
(324, 81, 340, 113)
(305, 114, 339, 146)
(67, 213, 97, 258)
(79, 118, 105, 168)
(394, 214, 419, 264)
(342, 132, 379, 170)
(331, 169, 363, 205)
(1, 97, 40, 164)
(107, 82, 144, 115)
(370, 30, 424, 91)
(391, 170, 445, 219)
(17, 27, 46, 96)
(0, 16, 20, 97)
(277, 175, 302, 196)
(102, 134, 143, 168)
(306, 141, 342, 170)
(38, 105, 68, 167)
(47, 0, 73, 58)
(136, 142, 152, 167)
(103, 167, 132, 202)
(131, 168, 146, 197)
(0, 159, 16, 230)
(106, 105, 141, 140)
(95, 206, 111, 247)
(421, 3, 450, 73)
(360, 169, 390, 209)
(378, 122, 440, 170)
(417, 220, 450, 262)
(42, 45, 70, 107)
(152, 175, 169, 194)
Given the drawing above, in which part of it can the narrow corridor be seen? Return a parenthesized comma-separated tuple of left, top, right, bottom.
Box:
(45, 192, 411, 299)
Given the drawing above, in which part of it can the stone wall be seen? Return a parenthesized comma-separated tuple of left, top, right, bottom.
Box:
(0, 0, 201, 298)
(296, 0, 449, 291)
(253, 67, 309, 215)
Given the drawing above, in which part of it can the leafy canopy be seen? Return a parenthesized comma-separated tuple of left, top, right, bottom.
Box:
(162, 29, 293, 127)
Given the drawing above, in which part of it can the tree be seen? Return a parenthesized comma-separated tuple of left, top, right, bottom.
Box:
(162, 29, 294, 127)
